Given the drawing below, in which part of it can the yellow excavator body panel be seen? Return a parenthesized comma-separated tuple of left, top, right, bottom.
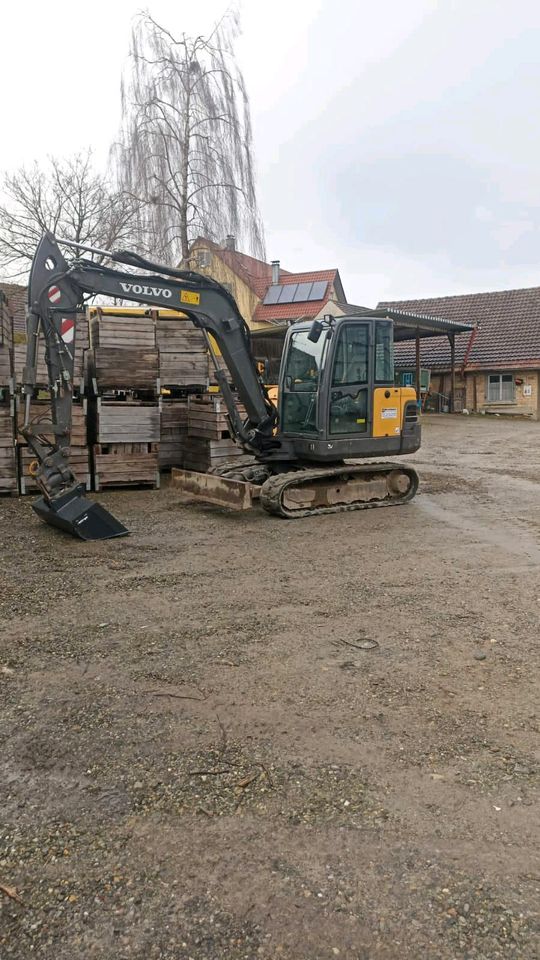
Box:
(372, 386, 417, 438)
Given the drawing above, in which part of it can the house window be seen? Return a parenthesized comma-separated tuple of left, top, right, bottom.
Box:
(196, 249, 212, 269)
(487, 373, 514, 402)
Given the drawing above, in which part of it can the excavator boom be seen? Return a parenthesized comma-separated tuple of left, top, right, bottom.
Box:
(23, 232, 277, 539)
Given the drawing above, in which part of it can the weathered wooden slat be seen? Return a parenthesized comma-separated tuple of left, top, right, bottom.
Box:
(182, 435, 243, 472)
(90, 347, 159, 391)
(96, 400, 161, 444)
(90, 313, 157, 349)
(0, 347, 12, 386)
(93, 445, 159, 489)
(159, 353, 208, 386)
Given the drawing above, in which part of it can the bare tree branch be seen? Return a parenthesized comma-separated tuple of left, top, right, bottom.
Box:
(0, 150, 138, 281)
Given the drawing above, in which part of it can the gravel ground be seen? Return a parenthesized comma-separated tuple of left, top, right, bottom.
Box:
(1, 414, 539, 959)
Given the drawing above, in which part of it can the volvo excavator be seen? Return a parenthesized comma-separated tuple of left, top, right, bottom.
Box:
(22, 232, 421, 540)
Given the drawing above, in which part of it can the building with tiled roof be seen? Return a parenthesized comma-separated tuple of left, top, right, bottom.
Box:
(188, 237, 346, 331)
(0, 281, 27, 334)
(379, 287, 540, 418)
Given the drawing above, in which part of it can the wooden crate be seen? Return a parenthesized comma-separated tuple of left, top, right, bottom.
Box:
(182, 437, 242, 472)
(159, 352, 208, 388)
(19, 444, 91, 494)
(156, 318, 205, 352)
(0, 399, 16, 493)
(0, 447, 17, 493)
(157, 318, 208, 387)
(93, 443, 159, 490)
(12, 314, 88, 390)
(0, 347, 12, 388)
(96, 399, 161, 444)
(17, 398, 88, 447)
(89, 347, 159, 393)
(89, 311, 156, 349)
(159, 400, 188, 470)
(187, 395, 245, 440)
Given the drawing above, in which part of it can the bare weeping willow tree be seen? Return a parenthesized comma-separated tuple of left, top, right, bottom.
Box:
(111, 10, 265, 264)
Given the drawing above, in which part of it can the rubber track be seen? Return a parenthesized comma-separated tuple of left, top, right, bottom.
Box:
(260, 463, 419, 518)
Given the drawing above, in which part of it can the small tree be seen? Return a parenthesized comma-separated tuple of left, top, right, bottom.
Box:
(112, 10, 265, 264)
(0, 151, 137, 280)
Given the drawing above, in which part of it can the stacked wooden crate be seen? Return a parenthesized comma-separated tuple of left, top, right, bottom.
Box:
(88, 310, 159, 395)
(156, 316, 208, 389)
(0, 398, 17, 494)
(159, 400, 188, 470)
(15, 313, 89, 494)
(0, 293, 17, 493)
(88, 310, 160, 489)
(0, 291, 13, 391)
(93, 399, 160, 489)
(183, 395, 245, 472)
(17, 399, 91, 494)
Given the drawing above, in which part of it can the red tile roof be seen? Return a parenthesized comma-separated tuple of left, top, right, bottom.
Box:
(379, 287, 540, 371)
(254, 270, 342, 323)
(190, 239, 345, 324)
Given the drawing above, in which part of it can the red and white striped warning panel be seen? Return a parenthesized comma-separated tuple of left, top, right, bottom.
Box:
(48, 285, 61, 304)
(60, 318, 75, 344)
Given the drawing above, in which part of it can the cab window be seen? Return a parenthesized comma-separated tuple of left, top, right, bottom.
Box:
(375, 322, 393, 383)
(331, 325, 368, 385)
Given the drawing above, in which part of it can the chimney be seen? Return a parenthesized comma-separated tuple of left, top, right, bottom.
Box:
(225, 235, 236, 251)
(271, 260, 280, 284)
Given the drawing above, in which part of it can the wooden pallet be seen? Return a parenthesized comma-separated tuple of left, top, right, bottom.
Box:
(96, 399, 161, 444)
(93, 442, 159, 490)
(89, 311, 157, 349)
(19, 445, 91, 494)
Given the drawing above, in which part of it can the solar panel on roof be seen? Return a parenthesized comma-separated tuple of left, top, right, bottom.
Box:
(278, 283, 298, 303)
(263, 284, 282, 305)
(293, 282, 314, 302)
(309, 281, 328, 301)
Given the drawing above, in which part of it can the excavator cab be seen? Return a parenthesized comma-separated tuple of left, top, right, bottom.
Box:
(277, 314, 420, 461)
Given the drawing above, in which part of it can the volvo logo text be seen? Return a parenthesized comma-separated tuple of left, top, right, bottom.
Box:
(119, 282, 172, 299)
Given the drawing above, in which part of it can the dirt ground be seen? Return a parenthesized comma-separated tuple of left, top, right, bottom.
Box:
(1, 414, 539, 960)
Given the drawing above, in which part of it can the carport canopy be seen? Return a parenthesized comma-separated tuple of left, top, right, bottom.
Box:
(251, 307, 475, 413)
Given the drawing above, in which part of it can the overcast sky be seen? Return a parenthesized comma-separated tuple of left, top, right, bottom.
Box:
(3, 0, 540, 304)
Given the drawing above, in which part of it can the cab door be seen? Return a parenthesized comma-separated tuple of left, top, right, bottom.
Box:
(327, 322, 371, 437)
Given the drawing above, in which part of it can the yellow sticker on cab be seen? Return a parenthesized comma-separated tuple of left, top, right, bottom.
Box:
(180, 290, 200, 305)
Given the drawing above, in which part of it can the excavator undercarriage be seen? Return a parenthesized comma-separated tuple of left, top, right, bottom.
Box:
(208, 460, 419, 518)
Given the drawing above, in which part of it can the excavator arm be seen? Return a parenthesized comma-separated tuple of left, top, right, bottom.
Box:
(22, 232, 278, 540)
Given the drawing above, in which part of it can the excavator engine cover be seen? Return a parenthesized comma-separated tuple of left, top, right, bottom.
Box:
(32, 485, 129, 541)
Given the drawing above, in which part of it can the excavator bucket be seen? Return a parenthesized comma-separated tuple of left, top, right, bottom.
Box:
(32, 486, 128, 541)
